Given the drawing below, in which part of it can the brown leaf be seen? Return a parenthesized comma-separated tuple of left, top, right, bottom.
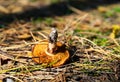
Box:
(0, 6, 9, 14)
(17, 34, 31, 39)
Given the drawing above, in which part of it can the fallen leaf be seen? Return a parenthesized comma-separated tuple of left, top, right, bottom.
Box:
(0, 5, 9, 14)
(109, 25, 120, 39)
(17, 34, 31, 39)
(109, 32, 115, 39)
(98, 6, 107, 13)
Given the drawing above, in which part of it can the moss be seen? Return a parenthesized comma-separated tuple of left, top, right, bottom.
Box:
(93, 38, 108, 47)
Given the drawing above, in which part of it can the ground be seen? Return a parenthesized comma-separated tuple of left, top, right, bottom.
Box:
(0, 0, 120, 82)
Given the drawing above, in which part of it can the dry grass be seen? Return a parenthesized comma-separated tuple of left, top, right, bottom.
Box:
(0, 1, 120, 82)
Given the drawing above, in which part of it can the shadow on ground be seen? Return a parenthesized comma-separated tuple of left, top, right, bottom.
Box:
(0, 0, 120, 25)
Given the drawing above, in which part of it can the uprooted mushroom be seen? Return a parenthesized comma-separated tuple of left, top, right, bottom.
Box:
(32, 28, 69, 67)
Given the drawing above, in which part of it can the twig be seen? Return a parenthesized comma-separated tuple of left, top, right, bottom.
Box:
(38, 32, 48, 39)
(111, 38, 120, 46)
(68, 5, 85, 14)
(0, 50, 27, 64)
(64, 14, 88, 32)
(85, 49, 92, 63)
(30, 31, 37, 42)
(0, 65, 43, 74)
(22, 64, 33, 76)
(2, 74, 23, 82)
(1, 44, 27, 51)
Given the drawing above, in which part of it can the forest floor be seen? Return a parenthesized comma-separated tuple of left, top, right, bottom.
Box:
(0, 0, 120, 82)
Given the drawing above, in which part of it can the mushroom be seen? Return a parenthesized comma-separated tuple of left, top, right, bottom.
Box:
(32, 28, 69, 67)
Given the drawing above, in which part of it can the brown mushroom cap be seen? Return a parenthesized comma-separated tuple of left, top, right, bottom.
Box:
(32, 40, 69, 67)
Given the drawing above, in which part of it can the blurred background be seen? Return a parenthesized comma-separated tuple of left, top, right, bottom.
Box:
(0, 0, 120, 25)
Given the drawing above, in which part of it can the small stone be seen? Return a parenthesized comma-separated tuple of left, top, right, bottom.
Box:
(72, 75, 82, 81)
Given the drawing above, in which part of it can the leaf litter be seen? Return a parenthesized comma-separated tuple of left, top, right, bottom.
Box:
(0, 0, 120, 82)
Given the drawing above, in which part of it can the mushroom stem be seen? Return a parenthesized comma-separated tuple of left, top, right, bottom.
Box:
(48, 42, 56, 54)
(48, 28, 58, 54)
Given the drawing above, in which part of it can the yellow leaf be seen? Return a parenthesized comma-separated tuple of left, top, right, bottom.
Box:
(112, 25, 120, 31)
(97, 6, 107, 13)
(109, 25, 120, 39)
(18, 34, 31, 39)
(27, 51, 32, 57)
(109, 33, 115, 39)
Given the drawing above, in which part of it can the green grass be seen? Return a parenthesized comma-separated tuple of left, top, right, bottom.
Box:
(113, 7, 120, 12)
(51, 0, 60, 3)
(32, 17, 43, 24)
(44, 17, 54, 25)
(30, 0, 38, 2)
(32, 17, 54, 25)
(93, 38, 108, 47)
(102, 7, 120, 18)
(112, 46, 120, 54)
